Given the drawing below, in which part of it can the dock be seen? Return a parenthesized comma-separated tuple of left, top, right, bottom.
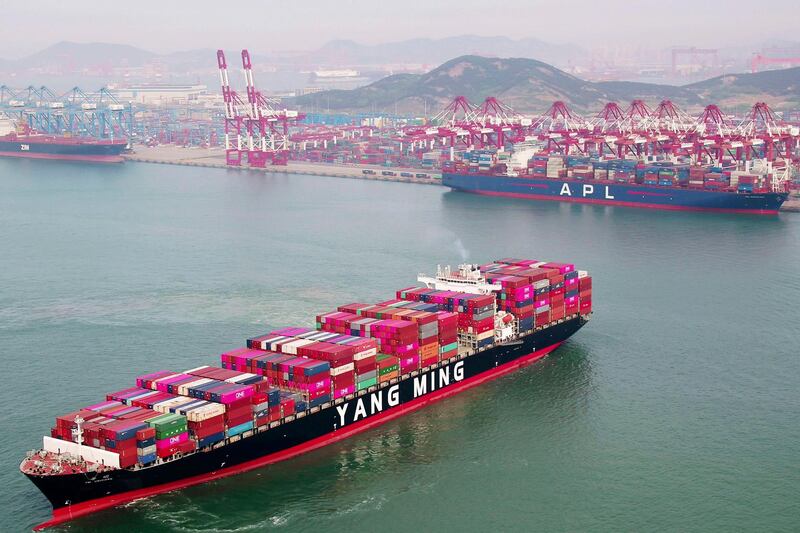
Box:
(123, 146, 800, 212)
(782, 194, 800, 212)
(123, 146, 442, 186)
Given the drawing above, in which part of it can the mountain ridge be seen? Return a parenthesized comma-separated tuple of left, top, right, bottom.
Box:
(294, 55, 800, 114)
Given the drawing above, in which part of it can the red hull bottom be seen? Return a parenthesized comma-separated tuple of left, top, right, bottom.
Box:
(471, 189, 780, 215)
(0, 151, 124, 163)
(34, 342, 562, 530)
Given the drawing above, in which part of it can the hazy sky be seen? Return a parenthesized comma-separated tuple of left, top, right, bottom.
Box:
(3, 0, 798, 58)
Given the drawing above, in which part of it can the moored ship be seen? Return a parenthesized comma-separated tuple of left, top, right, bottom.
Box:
(22, 258, 592, 530)
(442, 151, 790, 214)
(0, 121, 127, 163)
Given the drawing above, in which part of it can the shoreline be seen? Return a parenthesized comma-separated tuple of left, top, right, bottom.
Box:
(122, 146, 442, 186)
(122, 145, 800, 212)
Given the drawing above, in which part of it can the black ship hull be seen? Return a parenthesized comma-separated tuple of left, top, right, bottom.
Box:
(28, 315, 587, 529)
(0, 138, 127, 163)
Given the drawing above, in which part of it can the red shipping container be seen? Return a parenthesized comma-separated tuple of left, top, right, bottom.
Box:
(136, 428, 156, 440)
(119, 454, 137, 468)
(225, 413, 252, 427)
(191, 422, 225, 439)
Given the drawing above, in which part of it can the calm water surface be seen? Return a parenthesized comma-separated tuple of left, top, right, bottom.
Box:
(1, 158, 799, 532)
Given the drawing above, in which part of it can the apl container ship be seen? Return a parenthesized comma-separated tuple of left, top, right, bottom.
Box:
(0, 121, 127, 163)
(21, 258, 592, 530)
(442, 153, 789, 214)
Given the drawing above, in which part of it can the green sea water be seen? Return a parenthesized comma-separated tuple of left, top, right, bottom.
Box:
(1, 158, 799, 532)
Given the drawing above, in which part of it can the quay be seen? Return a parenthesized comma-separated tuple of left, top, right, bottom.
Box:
(123, 146, 442, 186)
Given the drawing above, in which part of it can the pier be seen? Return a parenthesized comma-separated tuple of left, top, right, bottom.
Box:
(123, 146, 441, 186)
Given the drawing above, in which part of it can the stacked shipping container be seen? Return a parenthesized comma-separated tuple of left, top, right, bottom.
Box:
(48, 257, 591, 470)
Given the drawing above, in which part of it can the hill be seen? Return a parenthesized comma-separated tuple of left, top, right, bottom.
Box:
(295, 55, 692, 113)
(23, 41, 157, 68)
(686, 67, 800, 107)
(294, 55, 800, 114)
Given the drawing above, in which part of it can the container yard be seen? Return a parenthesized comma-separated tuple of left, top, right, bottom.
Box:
(2, 50, 799, 207)
(21, 259, 591, 529)
(104, 50, 800, 212)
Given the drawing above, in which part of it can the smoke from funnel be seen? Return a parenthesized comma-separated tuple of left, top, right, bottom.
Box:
(454, 238, 469, 261)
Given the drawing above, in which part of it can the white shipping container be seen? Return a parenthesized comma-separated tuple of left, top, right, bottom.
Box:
(476, 330, 494, 340)
(153, 397, 189, 414)
(184, 366, 212, 375)
(138, 444, 156, 456)
(330, 362, 355, 376)
(263, 335, 292, 351)
(151, 373, 182, 390)
(178, 378, 213, 397)
(354, 347, 378, 360)
(186, 403, 226, 421)
(312, 332, 339, 342)
(43, 436, 121, 468)
(281, 339, 315, 355)
(225, 373, 259, 384)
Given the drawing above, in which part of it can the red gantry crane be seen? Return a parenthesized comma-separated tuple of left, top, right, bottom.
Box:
(217, 50, 246, 166)
(216, 48, 304, 167)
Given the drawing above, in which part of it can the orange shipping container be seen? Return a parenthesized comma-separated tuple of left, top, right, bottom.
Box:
(420, 342, 439, 360)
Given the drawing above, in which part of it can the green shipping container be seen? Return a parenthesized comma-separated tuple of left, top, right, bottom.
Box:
(156, 425, 187, 439)
(379, 364, 399, 376)
(439, 341, 458, 353)
(356, 377, 377, 390)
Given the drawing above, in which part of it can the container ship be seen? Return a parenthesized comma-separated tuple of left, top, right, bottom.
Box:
(0, 121, 127, 163)
(21, 258, 593, 530)
(442, 151, 789, 214)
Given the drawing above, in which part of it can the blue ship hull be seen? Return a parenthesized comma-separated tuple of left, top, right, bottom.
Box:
(442, 173, 788, 214)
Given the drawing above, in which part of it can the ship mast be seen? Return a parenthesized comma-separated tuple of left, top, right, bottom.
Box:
(72, 415, 84, 462)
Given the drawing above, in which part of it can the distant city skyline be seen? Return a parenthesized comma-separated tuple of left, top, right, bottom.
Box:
(3, 0, 798, 59)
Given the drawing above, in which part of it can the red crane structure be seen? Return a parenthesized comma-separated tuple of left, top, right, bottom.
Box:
(239, 49, 305, 166)
(217, 50, 246, 165)
(214, 47, 798, 178)
(216, 49, 304, 167)
(750, 53, 800, 73)
(469, 97, 528, 148)
(527, 101, 587, 156)
(427, 96, 487, 151)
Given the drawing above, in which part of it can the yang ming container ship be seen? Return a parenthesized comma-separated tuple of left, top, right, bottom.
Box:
(442, 151, 790, 214)
(0, 122, 127, 163)
(22, 258, 592, 530)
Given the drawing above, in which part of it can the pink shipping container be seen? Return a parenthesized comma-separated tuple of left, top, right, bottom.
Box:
(333, 384, 356, 399)
(155, 431, 189, 450)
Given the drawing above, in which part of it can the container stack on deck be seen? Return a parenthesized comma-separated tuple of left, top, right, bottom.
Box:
(520, 154, 783, 192)
(440, 145, 786, 193)
(395, 288, 497, 349)
(244, 328, 379, 400)
(315, 311, 420, 376)
(47, 257, 591, 470)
